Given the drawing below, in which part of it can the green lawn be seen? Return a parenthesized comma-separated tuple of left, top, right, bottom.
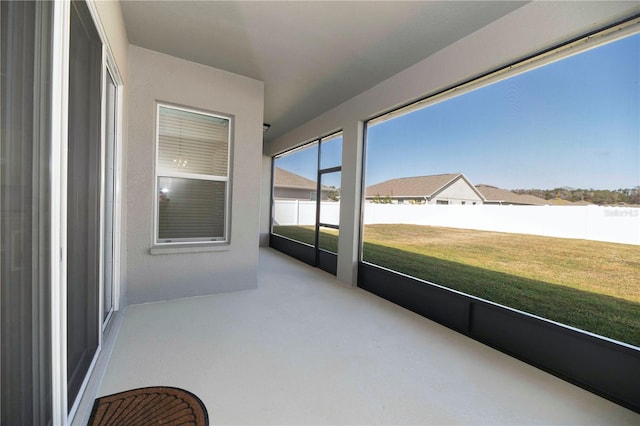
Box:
(273, 225, 339, 253)
(272, 224, 640, 347)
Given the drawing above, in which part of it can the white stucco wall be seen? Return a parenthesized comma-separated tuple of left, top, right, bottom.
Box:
(263, 1, 640, 285)
(126, 45, 264, 304)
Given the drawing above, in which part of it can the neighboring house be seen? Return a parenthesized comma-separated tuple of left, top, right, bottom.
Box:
(273, 167, 334, 201)
(475, 184, 548, 205)
(365, 173, 484, 205)
(365, 174, 551, 206)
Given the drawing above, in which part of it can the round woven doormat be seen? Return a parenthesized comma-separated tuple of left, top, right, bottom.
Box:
(88, 386, 209, 426)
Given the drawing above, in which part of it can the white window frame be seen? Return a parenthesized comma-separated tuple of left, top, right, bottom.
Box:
(154, 103, 232, 245)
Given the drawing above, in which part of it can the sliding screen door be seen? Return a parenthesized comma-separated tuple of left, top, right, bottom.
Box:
(315, 134, 342, 273)
(271, 132, 342, 274)
(103, 70, 117, 324)
(0, 1, 54, 424)
(67, 0, 102, 408)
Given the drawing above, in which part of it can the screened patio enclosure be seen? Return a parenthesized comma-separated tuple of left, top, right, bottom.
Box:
(1, 2, 639, 425)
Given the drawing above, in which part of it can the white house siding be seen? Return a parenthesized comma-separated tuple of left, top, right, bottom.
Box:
(274, 187, 314, 200)
(273, 187, 332, 201)
(430, 178, 483, 205)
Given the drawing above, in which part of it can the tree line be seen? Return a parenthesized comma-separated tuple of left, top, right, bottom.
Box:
(513, 186, 640, 205)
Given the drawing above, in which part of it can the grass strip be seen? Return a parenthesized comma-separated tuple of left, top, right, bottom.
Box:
(272, 224, 640, 347)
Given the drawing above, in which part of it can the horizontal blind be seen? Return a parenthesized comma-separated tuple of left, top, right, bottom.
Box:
(158, 106, 229, 176)
(157, 177, 226, 240)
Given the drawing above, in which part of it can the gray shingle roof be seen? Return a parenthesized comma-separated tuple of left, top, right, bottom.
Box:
(274, 167, 317, 190)
(475, 185, 547, 205)
(365, 173, 462, 197)
(274, 167, 333, 191)
(364, 174, 548, 206)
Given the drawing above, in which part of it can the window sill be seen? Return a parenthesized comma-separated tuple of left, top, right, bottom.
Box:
(150, 243, 230, 255)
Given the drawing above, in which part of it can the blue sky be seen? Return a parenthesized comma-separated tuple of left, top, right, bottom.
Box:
(275, 135, 343, 188)
(277, 33, 639, 191)
(366, 33, 640, 190)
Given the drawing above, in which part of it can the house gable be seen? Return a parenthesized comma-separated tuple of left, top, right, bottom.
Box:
(430, 175, 485, 205)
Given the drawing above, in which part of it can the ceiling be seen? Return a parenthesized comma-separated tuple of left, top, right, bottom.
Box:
(120, 1, 527, 142)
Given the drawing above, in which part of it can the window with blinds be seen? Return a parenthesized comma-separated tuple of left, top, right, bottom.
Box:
(155, 104, 231, 243)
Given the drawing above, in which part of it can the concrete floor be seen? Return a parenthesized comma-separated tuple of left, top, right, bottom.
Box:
(99, 248, 639, 425)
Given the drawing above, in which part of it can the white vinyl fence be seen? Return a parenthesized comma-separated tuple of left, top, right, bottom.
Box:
(273, 200, 640, 245)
